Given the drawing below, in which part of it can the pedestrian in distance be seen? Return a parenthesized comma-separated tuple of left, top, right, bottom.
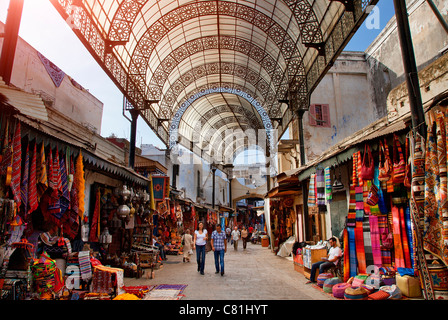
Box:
(193, 222, 208, 275)
(241, 226, 248, 250)
(181, 229, 193, 263)
(231, 226, 240, 251)
(211, 224, 227, 276)
(226, 226, 231, 243)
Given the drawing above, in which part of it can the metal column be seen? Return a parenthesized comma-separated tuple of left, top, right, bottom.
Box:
(128, 109, 139, 169)
(0, 0, 24, 85)
(393, 0, 427, 138)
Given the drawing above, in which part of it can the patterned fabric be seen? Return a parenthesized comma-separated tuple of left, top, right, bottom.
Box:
(424, 117, 448, 265)
(363, 216, 374, 267)
(37, 52, 65, 87)
(10, 122, 21, 206)
(308, 173, 316, 207)
(28, 142, 38, 215)
(75, 152, 85, 217)
(400, 206, 412, 268)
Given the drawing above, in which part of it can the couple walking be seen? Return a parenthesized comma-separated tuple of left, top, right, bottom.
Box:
(192, 222, 227, 276)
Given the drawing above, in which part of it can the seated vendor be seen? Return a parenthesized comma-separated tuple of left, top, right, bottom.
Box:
(152, 236, 167, 261)
(306, 237, 342, 284)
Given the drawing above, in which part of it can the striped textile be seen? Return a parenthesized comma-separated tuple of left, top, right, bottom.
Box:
(369, 215, 382, 267)
(363, 216, 374, 267)
(325, 166, 332, 203)
(308, 173, 316, 207)
(343, 228, 350, 282)
(399, 206, 412, 268)
(53, 149, 62, 193)
(392, 206, 405, 268)
(21, 143, 29, 215)
(28, 142, 38, 215)
(78, 251, 92, 281)
(378, 215, 392, 267)
(89, 190, 101, 242)
(348, 226, 357, 278)
(355, 186, 366, 273)
(10, 122, 21, 206)
(316, 168, 326, 206)
(404, 207, 414, 268)
(347, 186, 357, 227)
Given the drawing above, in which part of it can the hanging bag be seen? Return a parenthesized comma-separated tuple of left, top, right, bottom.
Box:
(392, 134, 406, 184)
(360, 144, 374, 181)
(366, 184, 379, 206)
(378, 139, 392, 181)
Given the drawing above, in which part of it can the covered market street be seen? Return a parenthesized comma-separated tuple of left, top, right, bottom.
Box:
(124, 243, 332, 300)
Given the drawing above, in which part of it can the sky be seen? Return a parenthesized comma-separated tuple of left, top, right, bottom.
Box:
(0, 0, 396, 154)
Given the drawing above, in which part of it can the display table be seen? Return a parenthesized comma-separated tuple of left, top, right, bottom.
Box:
(302, 247, 327, 281)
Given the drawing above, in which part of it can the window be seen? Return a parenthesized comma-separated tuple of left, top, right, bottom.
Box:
(309, 104, 331, 128)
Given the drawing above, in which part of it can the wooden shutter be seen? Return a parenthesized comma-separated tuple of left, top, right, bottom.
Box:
(321, 104, 330, 128)
(309, 104, 317, 126)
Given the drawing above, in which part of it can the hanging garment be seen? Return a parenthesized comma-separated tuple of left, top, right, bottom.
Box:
(75, 152, 85, 217)
(348, 226, 357, 278)
(28, 142, 38, 215)
(21, 143, 29, 215)
(10, 121, 21, 206)
(36, 143, 48, 199)
(399, 206, 412, 268)
(59, 155, 70, 215)
(89, 190, 100, 243)
(378, 215, 392, 267)
(363, 215, 374, 268)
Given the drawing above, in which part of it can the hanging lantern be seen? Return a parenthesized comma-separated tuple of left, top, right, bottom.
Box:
(99, 227, 112, 246)
(120, 185, 131, 200)
(117, 204, 130, 218)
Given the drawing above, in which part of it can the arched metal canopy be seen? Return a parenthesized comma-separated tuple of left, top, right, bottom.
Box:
(50, 0, 378, 162)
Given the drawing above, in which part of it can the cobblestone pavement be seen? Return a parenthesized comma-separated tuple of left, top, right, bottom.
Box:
(124, 241, 333, 300)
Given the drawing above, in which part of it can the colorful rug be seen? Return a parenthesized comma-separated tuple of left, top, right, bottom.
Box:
(143, 284, 187, 300)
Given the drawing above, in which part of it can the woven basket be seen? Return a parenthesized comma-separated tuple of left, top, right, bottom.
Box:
(323, 277, 342, 293)
(332, 282, 351, 299)
(317, 273, 333, 288)
(344, 286, 369, 300)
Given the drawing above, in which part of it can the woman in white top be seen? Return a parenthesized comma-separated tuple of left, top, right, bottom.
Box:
(193, 222, 208, 275)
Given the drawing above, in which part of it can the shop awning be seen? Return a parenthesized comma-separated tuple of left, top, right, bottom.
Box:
(0, 80, 48, 121)
(267, 183, 301, 198)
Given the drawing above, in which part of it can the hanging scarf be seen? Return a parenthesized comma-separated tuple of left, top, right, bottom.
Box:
(59, 154, 70, 215)
(69, 156, 79, 215)
(392, 205, 405, 268)
(355, 185, 366, 273)
(36, 143, 48, 199)
(75, 152, 85, 217)
(53, 149, 62, 193)
(316, 168, 326, 206)
(343, 228, 350, 282)
(369, 215, 382, 267)
(10, 121, 21, 206)
(21, 142, 29, 215)
(307, 173, 316, 207)
(89, 190, 100, 242)
(324, 166, 332, 203)
(47, 149, 62, 219)
(28, 142, 38, 215)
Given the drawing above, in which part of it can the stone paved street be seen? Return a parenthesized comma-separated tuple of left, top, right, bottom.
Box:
(124, 241, 333, 300)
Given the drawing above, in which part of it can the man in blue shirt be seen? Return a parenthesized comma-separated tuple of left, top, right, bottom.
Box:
(211, 224, 227, 276)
